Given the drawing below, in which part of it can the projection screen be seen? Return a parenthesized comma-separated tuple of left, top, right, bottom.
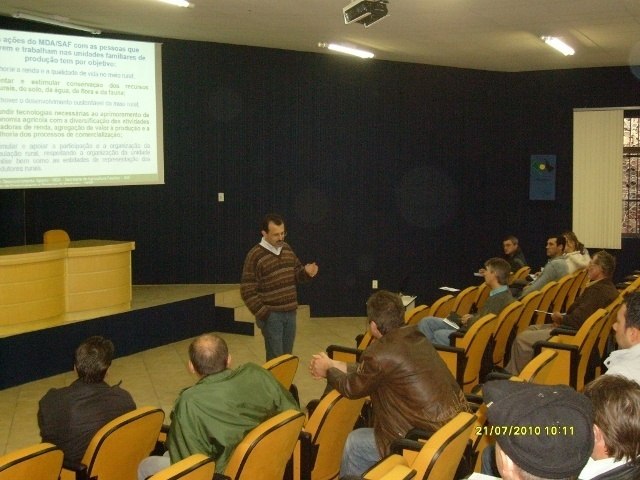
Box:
(0, 28, 163, 188)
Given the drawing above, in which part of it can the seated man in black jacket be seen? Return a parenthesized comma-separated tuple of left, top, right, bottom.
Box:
(37, 336, 136, 464)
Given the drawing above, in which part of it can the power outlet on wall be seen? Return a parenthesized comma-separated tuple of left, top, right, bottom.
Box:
(372, 279, 378, 289)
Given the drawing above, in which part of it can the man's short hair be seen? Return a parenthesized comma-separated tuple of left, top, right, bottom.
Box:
(503, 235, 519, 245)
(584, 375, 640, 463)
(485, 257, 511, 285)
(261, 213, 284, 232)
(367, 290, 404, 335)
(592, 250, 616, 278)
(189, 333, 229, 376)
(74, 336, 115, 383)
(623, 291, 640, 330)
(551, 235, 567, 250)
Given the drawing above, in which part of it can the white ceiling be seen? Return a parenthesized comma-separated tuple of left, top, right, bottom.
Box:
(1, 0, 640, 72)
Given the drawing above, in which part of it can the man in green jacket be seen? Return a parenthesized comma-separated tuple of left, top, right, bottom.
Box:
(137, 333, 299, 479)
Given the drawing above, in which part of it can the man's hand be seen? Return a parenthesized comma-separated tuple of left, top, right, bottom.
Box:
(551, 312, 563, 326)
(461, 313, 472, 326)
(305, 262, 319, 277)
(309, 352, 332, 379)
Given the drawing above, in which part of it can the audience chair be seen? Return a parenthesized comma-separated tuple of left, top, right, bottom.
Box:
(533, 308, 608, 391)
(0, 443, 63, 480)
(262, 353, 300, 404)
(426, 294, 455, 318)
(551, 272, 578, 314)
(295, 390, 367, 480)
(620, 275, 640, 294)
(564, 268, 588, 310)
(508, 266, 531, 285)
(404, 304, 429, 326)
(43, 229, 70, 244)
(532, 281, 559, 326)
(326, 324, 373, 364)
(435, 314, 498, 393)
(451, 286, 479, 316)
(474, 283, 489, 312)
(517, 349, 560, 385)
(148, 454, 215, 480)
(513, 290, 543, 335)
(223, 409, 305, 480)
(361, 411, 476, 480)
(491, 301, 524, 368)
(60, 406, 165, 480)
(371, 465, 416, 480)
(594, 295, 624, 377)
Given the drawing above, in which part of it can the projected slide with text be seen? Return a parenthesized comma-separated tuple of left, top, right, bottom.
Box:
(0, 28, 164, 188)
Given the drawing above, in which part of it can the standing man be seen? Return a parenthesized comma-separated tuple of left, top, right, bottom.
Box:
(241, 213, 319, 361)
(502, 235, 527, 272)
(38, 336, 136, 464)
(309, 290, 468, 477)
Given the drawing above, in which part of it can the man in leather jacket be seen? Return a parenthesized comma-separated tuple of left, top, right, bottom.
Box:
(309, 290, 469, 477)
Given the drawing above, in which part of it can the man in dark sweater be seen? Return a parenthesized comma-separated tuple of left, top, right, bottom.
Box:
(506, 250, 619, 374)
(417, 257, 515, 345)
(38, 336, 136, 464)
(241, 213, 318, 360)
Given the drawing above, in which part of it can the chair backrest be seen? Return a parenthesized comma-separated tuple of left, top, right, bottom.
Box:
(427, 294, 455, 318)
(410, 412, 477, 480)
(148, 454, 215, 480)
(0, 443, 63, 480)
(551, 273, 577, 313)
(451, 286, 479, 316)
(509, 266, 531, 285)
(513, 290, 543, 335)
(594, 295, 624, 377)
(404, 304, 429, 326)
(453, 314, 498, 393)
(621, 275, 640, 294)
(533, 281, 559, 325)
(474, 283, 490, 312)
(299, 390, 367, 480)
(71, 406, 165, 480)
(518, 349, 560, 385)
(491, 301, 524, 367)
(547, 308, 608, 391)
(564, 269, 588, 310)
(262, 354, 299, 390)
(43, 229, 70, 244)
(224, 409, 305, 480)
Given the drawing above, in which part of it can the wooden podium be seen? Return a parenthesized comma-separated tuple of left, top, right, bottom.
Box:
(0, 240, 135, 335)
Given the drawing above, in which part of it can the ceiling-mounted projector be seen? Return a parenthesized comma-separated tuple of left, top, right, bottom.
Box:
(343, 0, 389, 28)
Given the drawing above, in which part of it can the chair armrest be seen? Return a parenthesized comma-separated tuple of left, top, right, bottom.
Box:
(549, 327, 578, 336)
(361, 454, 408, 480)
(449, 330, 465, 346)
(484, 371, 514, 382)
(390, 438, 423, 455)
(326, 344, 363, 362)
(533, 341, 578, 355)
(297, 430, 317, 480)
(62, 459, 88, 480)
(465, 393, 485, 406)
(404, 427, 432, 441)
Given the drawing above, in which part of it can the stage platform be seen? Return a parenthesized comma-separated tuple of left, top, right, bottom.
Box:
(0, 284, 271, 389)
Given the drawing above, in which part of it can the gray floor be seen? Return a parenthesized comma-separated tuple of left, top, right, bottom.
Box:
(0, 285, 366, 456)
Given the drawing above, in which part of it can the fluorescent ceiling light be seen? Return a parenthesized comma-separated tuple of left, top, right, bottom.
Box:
(13, 12, 101, 34)
(158, 0, 193, 7)
(319, 42, 374, 59)
(541, 36, 575, 56)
